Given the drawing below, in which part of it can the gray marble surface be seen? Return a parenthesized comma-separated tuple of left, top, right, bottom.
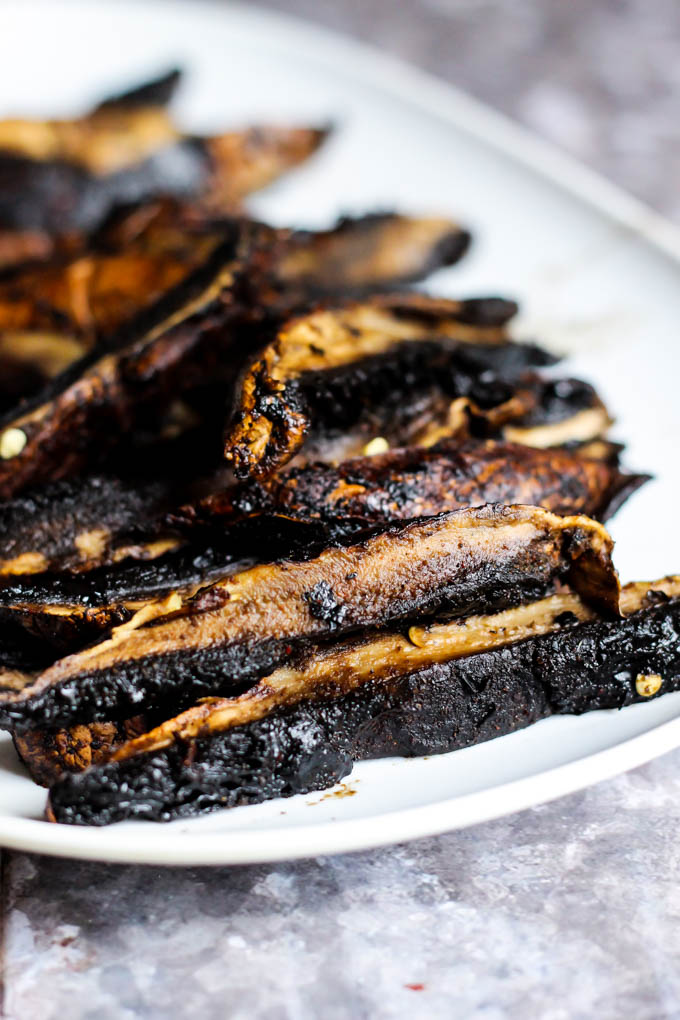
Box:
(3, 2, 680, 1018)
(6, 755, 680, 1019)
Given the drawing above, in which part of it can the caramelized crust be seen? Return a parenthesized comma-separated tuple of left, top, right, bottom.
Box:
(14, 716, 147, 787)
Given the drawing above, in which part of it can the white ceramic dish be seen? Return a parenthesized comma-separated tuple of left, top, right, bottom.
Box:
(1, 0, 679, 865)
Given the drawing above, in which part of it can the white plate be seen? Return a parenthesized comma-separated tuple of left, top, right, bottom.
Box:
(1, 0, 679, 865)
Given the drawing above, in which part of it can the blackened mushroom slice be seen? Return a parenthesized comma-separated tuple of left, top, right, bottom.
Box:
(0, 416, 635, 584)
(0, 66, 329, 247)
(0, 362, 619, 577)
(91, 69, 183, 112)
(45, 577, 680, 825)
(274, 213, 471, 297)
(27, 589, 596, 786)
(0, 68, 185, 270)
(0, 474, 182, 578)
(0, 505, 618, 733)
(0, 425, 637, 587)
(0, 69, 182, 174)
(194, 437, 646, 529)
(0, 222, 269, 499)
(0, 124, 328, 240)
(278, 369, 606, 466)
(224, 294, 553, 479)
(0, 211, 467, 377)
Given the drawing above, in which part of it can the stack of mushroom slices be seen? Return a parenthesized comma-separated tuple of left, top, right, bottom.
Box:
(0, 71, 676, 826)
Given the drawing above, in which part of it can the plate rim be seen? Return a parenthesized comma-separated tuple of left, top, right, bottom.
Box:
(2, 0, 680, 864)
(0, 714, 679, 864)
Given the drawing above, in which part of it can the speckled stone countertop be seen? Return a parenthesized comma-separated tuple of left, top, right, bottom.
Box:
(4, 3, 680, 1018)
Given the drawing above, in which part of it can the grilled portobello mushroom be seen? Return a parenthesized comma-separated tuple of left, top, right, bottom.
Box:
(273, 212, 470, 299)
(0, 434, 637, 649)
(0, 505, 617, 732)
(0, 223, 273, 499)
(0, 420, 637, 585)
(188, 437, 646, 531)
(0, 209, 468, 348)
(0, 435, 639, 655)
(45, 577, 680, 824)
(224, 294, 557, 479)
(0, 231, 483, 499)
(0, 69, 328, 263)
(0, 210, 470, 340)
(17, 588, 596, 787)
(0, 71, 672, 835)
(0, 211, 470, 411)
